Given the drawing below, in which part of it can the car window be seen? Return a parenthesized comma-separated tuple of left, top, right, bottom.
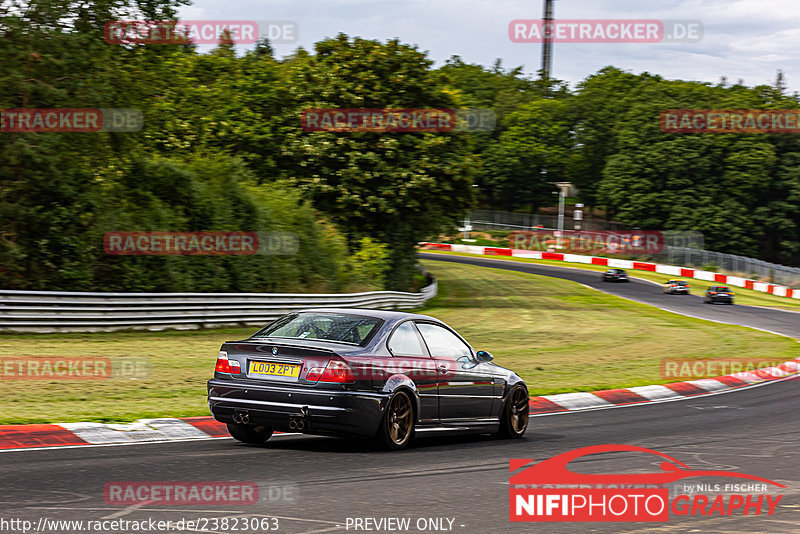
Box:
(387, 321, 426, 356)
(416, 323, 472, 360)
(251, 312, 382, 345)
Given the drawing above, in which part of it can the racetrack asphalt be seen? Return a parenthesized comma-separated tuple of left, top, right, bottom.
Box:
(1, 254, 797, 534)
(419, 252, 800, 339)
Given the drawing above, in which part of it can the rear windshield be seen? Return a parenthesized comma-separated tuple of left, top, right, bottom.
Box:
(715, 287, 731, 292)
(251, 312, 382, 345)
(673, 281, 688, 286)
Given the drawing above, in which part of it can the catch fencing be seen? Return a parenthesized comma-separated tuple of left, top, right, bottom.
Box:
(467, 210, 800, 287)
(0, 280, 437, 333)
(650, 247, 800, 288)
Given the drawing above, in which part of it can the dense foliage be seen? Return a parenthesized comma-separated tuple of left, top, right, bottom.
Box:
(446, 65, 800, 265)
(2, 0, 799, 293)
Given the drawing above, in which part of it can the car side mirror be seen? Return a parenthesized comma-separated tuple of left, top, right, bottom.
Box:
(476, 350, 494, 363)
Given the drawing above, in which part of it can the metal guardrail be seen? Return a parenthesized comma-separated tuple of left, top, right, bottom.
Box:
(0, 280, 437, 333)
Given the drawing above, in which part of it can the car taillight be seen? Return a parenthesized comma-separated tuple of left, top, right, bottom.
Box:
(710, 292, 717, 295)
(215, 351, 240, 374)
(306, 360, 355, 383)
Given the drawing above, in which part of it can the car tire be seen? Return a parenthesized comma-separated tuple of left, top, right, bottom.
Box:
(227, 423, 274, 445)
(375, 390, 415, 451)
(497, 386, 529, 439)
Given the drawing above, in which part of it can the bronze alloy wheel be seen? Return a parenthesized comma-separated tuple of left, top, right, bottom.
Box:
(499, 387, 529, 438)
(377, 391, 414, 450)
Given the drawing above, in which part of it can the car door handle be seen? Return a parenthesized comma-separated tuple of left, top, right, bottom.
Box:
(438, 365, 449, 373)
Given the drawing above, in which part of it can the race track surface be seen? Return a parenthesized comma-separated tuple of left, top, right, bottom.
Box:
(419, 252, 800, 339)
(1, 253, 797, 534)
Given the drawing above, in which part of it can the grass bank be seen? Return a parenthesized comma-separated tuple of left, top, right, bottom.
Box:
(423, 250, 800, 311)
(0, 260, 795, 424)
(417, 259, 797, 395)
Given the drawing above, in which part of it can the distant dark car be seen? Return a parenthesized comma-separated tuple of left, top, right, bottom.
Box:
(663, 280, 690, 294)
(602, 268, 628, 282)
(207, 309, 529, 450)
(705, 286, 734, 304)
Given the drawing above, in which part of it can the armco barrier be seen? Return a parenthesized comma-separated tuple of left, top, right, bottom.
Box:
(421, 243, 800, 300)
(0, 280, 437, 333)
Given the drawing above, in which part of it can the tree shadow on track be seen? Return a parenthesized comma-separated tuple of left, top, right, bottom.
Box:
(231, 431, 566, 454)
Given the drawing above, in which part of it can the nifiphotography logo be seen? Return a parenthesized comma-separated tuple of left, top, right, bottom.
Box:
(509, 444, 785, 522)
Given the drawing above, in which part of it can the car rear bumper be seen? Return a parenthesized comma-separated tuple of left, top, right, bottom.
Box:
(207, 378, 388, 438)
(709, 296, 733, 302)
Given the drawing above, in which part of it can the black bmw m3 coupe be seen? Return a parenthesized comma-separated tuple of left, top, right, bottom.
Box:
(208, 309, 529, 450)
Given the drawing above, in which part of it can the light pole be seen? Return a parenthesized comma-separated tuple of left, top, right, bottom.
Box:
(541, 0, 555, 81)
(550, 182, 571, 249)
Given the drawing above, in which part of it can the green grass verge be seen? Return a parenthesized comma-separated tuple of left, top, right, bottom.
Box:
(416, 260, 798, 396)
(0, 259, 796, 424)
(423, 250, 800, 311)
(0, 327, 254, 425)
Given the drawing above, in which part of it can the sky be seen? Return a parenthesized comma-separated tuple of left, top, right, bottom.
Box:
(178, 0, 800, 93)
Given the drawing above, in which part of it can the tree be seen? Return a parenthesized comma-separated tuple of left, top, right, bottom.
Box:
(278, 34, 476, 289)
(481, 98, 573, 211)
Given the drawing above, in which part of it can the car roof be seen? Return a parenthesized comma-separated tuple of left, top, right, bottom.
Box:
(293, 308, 440, 322)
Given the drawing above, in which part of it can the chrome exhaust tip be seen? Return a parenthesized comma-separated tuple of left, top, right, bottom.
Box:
(296, 420, 305, 431)
(288, 419, 297, 430)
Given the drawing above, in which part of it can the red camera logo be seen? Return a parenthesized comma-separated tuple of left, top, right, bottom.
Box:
(510, 445, 785, 522)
